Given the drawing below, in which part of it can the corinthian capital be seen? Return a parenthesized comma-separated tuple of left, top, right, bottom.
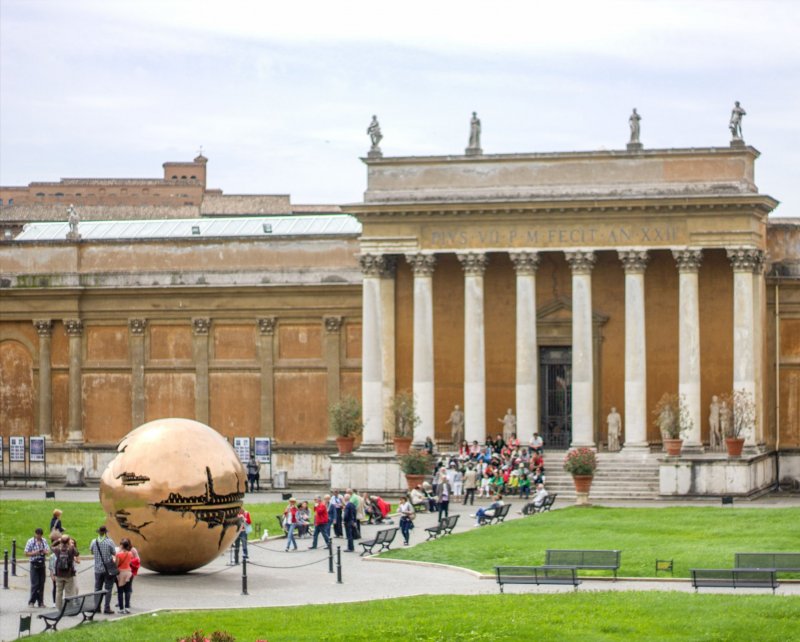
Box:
(457, 252, 488, 276)
(405, 253, 436, 277)
(618, 250, 649, 273)
(192, 317, 211, 335)
(33, 319, 53, 337)
(359, 253, 386, 277)
(727, 247, 764, 273)
(63, 319, 83, 336)
(565, 250, 596, 274)
(673, 248, 703, 272)
(509, 251, 540, 275)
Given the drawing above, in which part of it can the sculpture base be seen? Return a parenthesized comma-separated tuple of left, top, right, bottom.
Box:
(730, 138, 745, 148)
(367, 150, 383, 159)
(659, 451, 775, 497)
(329, 451, 405, 493)
(465, 147, 483, 156)
(626, 142, 643, 152)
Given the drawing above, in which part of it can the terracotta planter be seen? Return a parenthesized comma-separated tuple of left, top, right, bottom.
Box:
(663, 438, 683, 456)
(725, 437, 745, 457)
(393, 436, 413, 455)
(572, 474, 594, 494)
(335, 436, 355, 455)
(404, 473, 426, 490)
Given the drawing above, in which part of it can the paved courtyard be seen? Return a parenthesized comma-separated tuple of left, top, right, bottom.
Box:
(1, 488, 798, 640)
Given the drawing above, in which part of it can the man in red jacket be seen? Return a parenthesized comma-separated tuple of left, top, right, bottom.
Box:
(309, 495, 330, 549)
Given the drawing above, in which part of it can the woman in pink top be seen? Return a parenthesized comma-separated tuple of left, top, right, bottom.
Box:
(115, 538, 134, 613)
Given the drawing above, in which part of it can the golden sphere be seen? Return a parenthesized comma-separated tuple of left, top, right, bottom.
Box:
(99, 418, 246, 574)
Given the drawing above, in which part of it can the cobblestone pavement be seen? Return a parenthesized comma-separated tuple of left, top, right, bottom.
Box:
(2, 488, 798, 640)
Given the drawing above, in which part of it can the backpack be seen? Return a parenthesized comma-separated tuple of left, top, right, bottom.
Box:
(56, 547, 73, 575)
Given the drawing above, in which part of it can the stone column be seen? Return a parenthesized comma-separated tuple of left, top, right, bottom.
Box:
(509, 251, 540, 445)
(618, 250, 650, 452)
(324, 316, 343, 441)
(192, 318, 211, 425)
(752, 251, 766, 446)
(458, 252, 488, 444)
(379, 258, 397, 442)
(406, 253, 436, 446)
(33, 320, 53, 439)
(673, 249, 703, 452)
(129, 319, 147, 429)
(565, 251, 596, 448)
(64, 319, 84, 443)
(258, 318, 276, 439)
(727, 248, 760, 449)
(359, 254, 386, 451)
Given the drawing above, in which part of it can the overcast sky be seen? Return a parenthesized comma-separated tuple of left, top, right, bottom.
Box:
(1, 0, 797, 215)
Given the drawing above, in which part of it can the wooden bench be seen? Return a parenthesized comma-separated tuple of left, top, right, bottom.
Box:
(38, 590, 107, 632)
(479, 503, 511, 525)
(545, 549, 621, 580)
(359, 527, 399, 556)
(495, 566, 581, 593)
(522, 493, 557, 515)
(425, 514, 460, 540)
(735, 552, 800, 575)
(691, 568, 779, 593)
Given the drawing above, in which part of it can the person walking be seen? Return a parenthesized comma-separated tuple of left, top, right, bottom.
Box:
(398, 495, 415, 545)
(329, 491, 343, 538)
(246, 455, 260, 493)
(463, 464, 478, 506)
(52, 534, 79, 610)
(309, 495, 330, 549)
(49, 509, 63, 536)
(234, 507, 251, 564)
(342, 493, 357, 552)
(24, 528, 50, 608)
(90, 525, 117, 614)
(436, 471, 452, 522)
(283, 497, 299, 552)
(115, 538, 135, 613)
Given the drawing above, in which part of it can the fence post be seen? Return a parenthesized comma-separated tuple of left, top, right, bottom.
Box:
(241, 556, 248, 595)
(328, 541, 334, 574)
(3, 550, 8, 589)
(336, 546, 342, 584)
(11, 540, 16, 576)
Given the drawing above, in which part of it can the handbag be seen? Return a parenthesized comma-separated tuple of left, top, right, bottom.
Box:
(102, 553, 119, 577)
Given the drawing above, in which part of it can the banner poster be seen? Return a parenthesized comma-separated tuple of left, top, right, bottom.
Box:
(254, 437, 271, 464)
(233, 437, 250, 462)
(30, 436, 46, 462)
(10, 436, 25, 462)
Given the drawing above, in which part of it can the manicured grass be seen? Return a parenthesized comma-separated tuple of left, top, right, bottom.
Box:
(382, 506, 800, 577)
(0, 500, 288, 555)
(26, 593, 800, 641)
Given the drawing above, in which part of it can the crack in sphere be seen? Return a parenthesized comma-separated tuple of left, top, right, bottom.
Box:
(99, 418, 246, 574)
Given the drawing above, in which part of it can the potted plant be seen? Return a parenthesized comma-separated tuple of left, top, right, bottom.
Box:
(653, 392, 691, 456)
(563, 447, 597, 504)
(390, 390, 420, 455)
(398, 449, 432, 489)
(725, 389, 754, 457)
(329, 396, 363, 455)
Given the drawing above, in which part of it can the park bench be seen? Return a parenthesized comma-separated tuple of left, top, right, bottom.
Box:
(734, 552, 800, 576)
(359, 527, 399, 556)
(425, 514, 460, 540)
(691, 568, 779, 593)
(545, 549, 621, 580)
(479, 503, 511, 525)
(495, 566, 581, 593)
(522, 493, 557, 516)
(38, 590, 107, 632)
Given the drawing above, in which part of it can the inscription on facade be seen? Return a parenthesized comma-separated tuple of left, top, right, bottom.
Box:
(427, 223, 682, 249)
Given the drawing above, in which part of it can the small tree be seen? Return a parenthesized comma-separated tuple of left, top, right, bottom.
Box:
(730, 388, 755, 440)
(390, 390, 421, 438)
(398, 449, 432, 475)
(329, 396, 363, 438)
(653, 392, 692, 439)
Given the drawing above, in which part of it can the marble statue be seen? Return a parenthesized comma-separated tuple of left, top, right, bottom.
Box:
(498, 409, 516, 442)
(629, 108, 641, 143)
(719, 400, 732, 438)
(446, 405, 465, 446)
(709, 395, 722, 448)
(729, 101, 746, 140)
(367, 115, 383, 152)
(607, 406, 622, 451)
(466, 111, 481, 154)
(66, 204, 80, 240)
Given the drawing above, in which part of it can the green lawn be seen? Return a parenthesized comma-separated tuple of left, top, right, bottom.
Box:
(0, 500, 288, 555)
(382, 506, 800, 577)
(26, 593, 800, 641)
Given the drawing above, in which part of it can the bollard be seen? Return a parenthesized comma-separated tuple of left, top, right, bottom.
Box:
(3, 550, 8, 589)
(11, 540, 16, 577)
(336, 546, 342, 584)
(328, 541, 334, 574)
(241, 556, 248, 596)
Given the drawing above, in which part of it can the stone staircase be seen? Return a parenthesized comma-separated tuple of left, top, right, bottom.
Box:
(542, 451, 661, 501)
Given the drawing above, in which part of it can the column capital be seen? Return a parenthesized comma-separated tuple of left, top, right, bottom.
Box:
(33, 319, 53, 337)
(405, 253, 436, 276)
(618, 249, 650, 273)
(752, 249, 767, 275)
(672, 248, 703, 272)
(324, 316, 343, 333)
(192, 317, 211, 335)
(378, 255, 397, 279)
(128, 318, 148, 335)
(359, 253, 387, 277)
(565, 250, 596, 274)
(63, 319, 83, 336)
(457, 252, 488, 276)
(509, 251, 540, 275)
(727, 247, 764, 272)
(257, 317, 277, 335)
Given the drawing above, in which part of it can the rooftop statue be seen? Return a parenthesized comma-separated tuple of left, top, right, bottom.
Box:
(729, 101, 746, 142)
(466, 111, 482, 155)
(367, 115, 383, 155)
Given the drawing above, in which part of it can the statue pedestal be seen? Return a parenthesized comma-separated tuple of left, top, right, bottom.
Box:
(730, 138, 745, 148)
(465, 147, 483, 156)
(329, 451, 406, 493)
(626, 142, 643, 152)
(367, 150, 383, 159)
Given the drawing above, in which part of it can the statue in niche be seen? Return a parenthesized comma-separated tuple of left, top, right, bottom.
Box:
(497, 409, 516, 442)
(366, 115, 383, 153)
(729, 101, 746, 140)
(607, 406, 622, 452)
(709, 395, 722, 449)
(629, 108, 641, 143)
(445, 405, 465, 446)
(719, 399, 732, 439)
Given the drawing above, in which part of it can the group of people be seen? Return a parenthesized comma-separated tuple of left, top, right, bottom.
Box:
(24, 509, 140, 615)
